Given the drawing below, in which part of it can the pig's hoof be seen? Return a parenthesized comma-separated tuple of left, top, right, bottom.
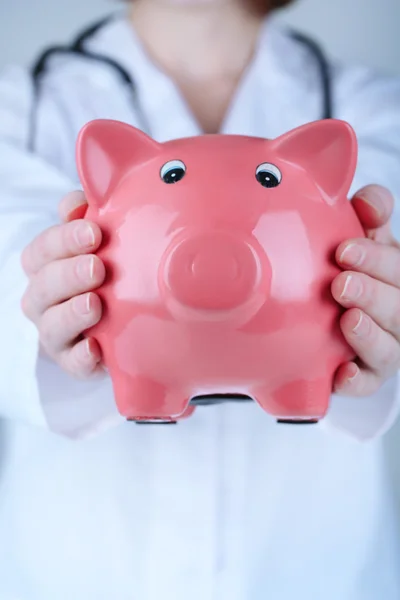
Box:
(128, 418, 178, 425)
(277, 419, 319, 425)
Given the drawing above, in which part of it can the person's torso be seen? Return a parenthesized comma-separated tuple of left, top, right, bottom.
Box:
(1, 13, 399, 600)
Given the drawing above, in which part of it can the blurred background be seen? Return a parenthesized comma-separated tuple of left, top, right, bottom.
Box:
(0, 0, 399, 502)
(0, 0, 400, 73)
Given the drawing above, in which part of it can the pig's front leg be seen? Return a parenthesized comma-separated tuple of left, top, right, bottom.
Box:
(252, 377, 332, 424)
(110, 372, 191, 423)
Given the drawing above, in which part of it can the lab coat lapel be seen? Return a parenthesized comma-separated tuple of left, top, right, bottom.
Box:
(86, 13, 202, 141)
(222, 14, 325, 138)
(87, 12, 325, 143)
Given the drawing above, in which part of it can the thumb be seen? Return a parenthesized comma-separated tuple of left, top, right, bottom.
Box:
(58, 190, 88, 223)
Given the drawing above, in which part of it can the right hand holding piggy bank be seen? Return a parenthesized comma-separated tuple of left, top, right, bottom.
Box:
(20, 191, 105, 378)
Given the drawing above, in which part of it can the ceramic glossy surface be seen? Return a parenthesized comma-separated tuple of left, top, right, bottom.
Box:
(76, 118, 364, 423)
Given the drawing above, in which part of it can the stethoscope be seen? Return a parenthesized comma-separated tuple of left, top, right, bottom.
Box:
(28, 14, 333, 152)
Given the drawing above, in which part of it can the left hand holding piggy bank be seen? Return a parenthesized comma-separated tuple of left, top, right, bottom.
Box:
(332, 184, 400, 396)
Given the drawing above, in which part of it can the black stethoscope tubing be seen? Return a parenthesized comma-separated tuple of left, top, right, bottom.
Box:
(28, 15, 332, 152)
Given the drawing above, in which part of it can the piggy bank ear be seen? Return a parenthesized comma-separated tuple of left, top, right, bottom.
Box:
(76, 119, 162, 208)
(272, 119, 358, 202)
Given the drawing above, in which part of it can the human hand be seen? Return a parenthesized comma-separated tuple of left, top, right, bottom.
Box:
(21, 191, 106, 378)
(331, 184, 400, 396)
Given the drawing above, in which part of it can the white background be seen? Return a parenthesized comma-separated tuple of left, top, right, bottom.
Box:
(0, 0, 399, 499)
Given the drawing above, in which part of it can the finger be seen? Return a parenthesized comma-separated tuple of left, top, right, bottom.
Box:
(336, 237, 400, 288)
(351, 184, 394, 233)
(21, 219, 102, 276)
(332, 271, 400, 340)
(59, 337, 105, 380)
(333, 361, 383, 397)
(22, 254, 105, 321)
(340, 308, 400, 375)
(39, 292, 102, 354)
(58, 190, 88, 223)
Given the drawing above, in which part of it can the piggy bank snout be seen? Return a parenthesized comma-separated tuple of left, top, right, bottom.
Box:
(163, 234, 260, 310)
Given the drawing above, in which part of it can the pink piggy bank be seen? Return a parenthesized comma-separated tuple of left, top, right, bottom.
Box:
(76, 118, 364, 425)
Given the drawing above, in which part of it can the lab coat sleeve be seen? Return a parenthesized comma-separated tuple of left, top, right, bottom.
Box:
(0, 66, 122, 439)
(323, 64, 400, 441)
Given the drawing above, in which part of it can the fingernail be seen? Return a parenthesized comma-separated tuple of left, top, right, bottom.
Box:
(84, 339, 93, 359)
(352, 312, 370, 336)
(341, 275, 363, 300)
(358, 196, 382, 216)
(73, 293, 92, 315)
(356, 189, 389, 218)
(339, 243, 365, 266)
(75, 224, 95, 248)
(77, 256, 95, 281)
(83, 338, 101, 362)
(347, 363, 360, 383)
(77, 338, 94, 362)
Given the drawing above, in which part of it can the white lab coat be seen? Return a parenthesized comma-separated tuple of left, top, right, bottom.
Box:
(0, 11, 399, 600)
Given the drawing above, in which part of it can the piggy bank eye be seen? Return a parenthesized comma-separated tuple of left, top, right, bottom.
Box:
(160, 160, 186, 184)
(255, 163, 282, 188)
